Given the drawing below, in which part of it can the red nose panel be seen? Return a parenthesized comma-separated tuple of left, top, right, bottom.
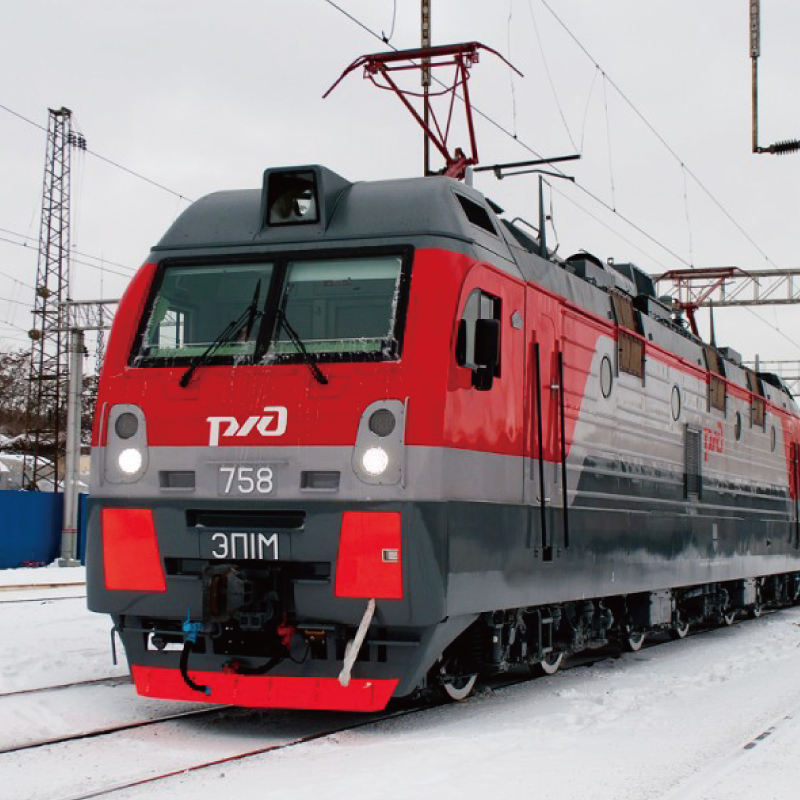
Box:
(132, 666, 398, 712)
(335, 511, 402, 599)
(102, 508, 166, 592)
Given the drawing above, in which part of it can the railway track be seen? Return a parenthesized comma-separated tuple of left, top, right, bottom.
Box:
(57, 703, 427, 800)
(0, 582, 86, 592)
(1, 645, 607, 800)
(3, 643, 640, 800)
(0, 616, 774, 800)
(657, 701, 800, 800)
(0, 674, 130, 700)
(0, 582, 87, 605)
(0, 705, 225, 757)
(0, 593, 87, 605)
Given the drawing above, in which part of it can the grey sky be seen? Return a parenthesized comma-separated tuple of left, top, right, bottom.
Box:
(1, 0, 798, 365)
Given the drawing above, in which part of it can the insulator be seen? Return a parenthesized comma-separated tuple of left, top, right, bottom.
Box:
(766, 139, 800, 155)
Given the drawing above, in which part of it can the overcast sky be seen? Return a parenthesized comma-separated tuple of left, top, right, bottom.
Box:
(1, 0, 798, 370)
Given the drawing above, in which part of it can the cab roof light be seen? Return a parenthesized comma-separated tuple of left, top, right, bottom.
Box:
(335, 511, 402, 600)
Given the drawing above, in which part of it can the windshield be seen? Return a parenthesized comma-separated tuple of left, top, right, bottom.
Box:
(131, 252, 407, 367)
(268, 255, 403, 358)
(134, 263, 272, 363)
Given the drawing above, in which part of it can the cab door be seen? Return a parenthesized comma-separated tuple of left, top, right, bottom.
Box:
(443, 264, 525, 504)
(524, 287, 563, 560)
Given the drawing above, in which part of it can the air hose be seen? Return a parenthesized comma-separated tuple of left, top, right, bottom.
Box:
(233, 655, 283, 676)
(180, 614, 211, 696)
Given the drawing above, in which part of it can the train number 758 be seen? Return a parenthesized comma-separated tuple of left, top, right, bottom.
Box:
(218, 465, 274, 495)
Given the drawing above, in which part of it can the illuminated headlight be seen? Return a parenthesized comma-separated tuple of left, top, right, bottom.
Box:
(362, 447, 389, 477)
(118, 448, 144, 475)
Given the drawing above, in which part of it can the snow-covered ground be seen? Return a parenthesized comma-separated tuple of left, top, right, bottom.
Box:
(2, 567, 800, 800)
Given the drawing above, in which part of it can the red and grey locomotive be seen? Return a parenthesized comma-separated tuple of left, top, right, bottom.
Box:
(86, 162, 800, 711)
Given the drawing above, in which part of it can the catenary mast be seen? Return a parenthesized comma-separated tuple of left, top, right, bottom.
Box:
(26, 107, 86, 490)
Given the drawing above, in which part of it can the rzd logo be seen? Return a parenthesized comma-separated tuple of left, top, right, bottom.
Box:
(207, 407, 288, 446)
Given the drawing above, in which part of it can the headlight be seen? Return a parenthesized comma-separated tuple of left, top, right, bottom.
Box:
(118, 448, 144, 475)
(106, 405, 148, 484)
(362, 446, 389, 477)
(115, 412, 139, 439)
(352, 400, 404, 485)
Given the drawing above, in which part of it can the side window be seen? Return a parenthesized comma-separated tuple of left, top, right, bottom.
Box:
(454, 194, 498, 236)
(456, 288, 501, 391)
(704, 346, 727, 414)
(611, 294, 645, 380)
(746, 369, 766, 429)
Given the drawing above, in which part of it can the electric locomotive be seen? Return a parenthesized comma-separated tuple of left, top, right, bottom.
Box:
(86, 164, 800, 711)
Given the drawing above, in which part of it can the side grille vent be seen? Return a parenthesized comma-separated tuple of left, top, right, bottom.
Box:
(685, 426, 702, 498)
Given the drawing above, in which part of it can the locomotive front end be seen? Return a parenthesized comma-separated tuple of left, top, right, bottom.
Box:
(85, 166, 470, 711)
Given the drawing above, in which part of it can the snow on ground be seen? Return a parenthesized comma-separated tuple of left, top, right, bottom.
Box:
(0, 568, 122, 695)
(2, 567, 800, 800)
(124, 611, 800, 800)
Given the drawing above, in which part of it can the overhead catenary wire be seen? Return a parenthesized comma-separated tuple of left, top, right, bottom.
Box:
(534, 0, 779, 270)
(0, 233, 135, 280)
(548, 183, 670, 271)
(318, 0, 694, 268)
(381, 0, 397, 44)
(526, 0, 578, 152)
(531, 0, 800, 355)
(578, 68, 600, 154)
(0, 226, 135, 273)
(0, 265, 35, 291)
(601, 74, 617, 212)
(319, 0, 800, 357)
(507, 0, 519, 139)
(681, 165, 695, 268)
(0, 101, 193, 204)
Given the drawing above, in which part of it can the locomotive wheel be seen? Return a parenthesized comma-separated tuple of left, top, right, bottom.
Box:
(749, 603, 763, 619)
(670, 619, 690, 640)
(532, 651, 564, 676)
(721, 610, 736, 626)
(441, 674, 477, 702)
(623, 632, 646, 652)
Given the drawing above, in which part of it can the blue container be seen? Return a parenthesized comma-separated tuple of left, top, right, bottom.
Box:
(0, 491, 64, 568)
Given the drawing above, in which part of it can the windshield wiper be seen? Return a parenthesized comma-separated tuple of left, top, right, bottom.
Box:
(276, 308, 328, 385)
(179, 280, 262, 388)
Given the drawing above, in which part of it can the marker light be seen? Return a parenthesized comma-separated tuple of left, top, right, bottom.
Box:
(103, 508, 166, 592)
(114, 412, 139, 439)
(362, 447, 389, 477)
(119, 448, 143, 475)
(335, 511, 402, 599)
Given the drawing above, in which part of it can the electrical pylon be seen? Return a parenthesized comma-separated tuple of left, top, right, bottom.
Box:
(26, 107, 86, 490)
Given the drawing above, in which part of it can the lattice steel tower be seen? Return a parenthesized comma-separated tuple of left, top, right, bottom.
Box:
(26, 107, 86, 489)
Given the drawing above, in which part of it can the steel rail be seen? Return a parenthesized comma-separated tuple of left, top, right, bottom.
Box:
(20, 613, 784, 800)
(0, 674, 130, 700)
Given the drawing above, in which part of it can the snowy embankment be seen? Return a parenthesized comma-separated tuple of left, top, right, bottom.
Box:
(1, 568, 800, 800)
